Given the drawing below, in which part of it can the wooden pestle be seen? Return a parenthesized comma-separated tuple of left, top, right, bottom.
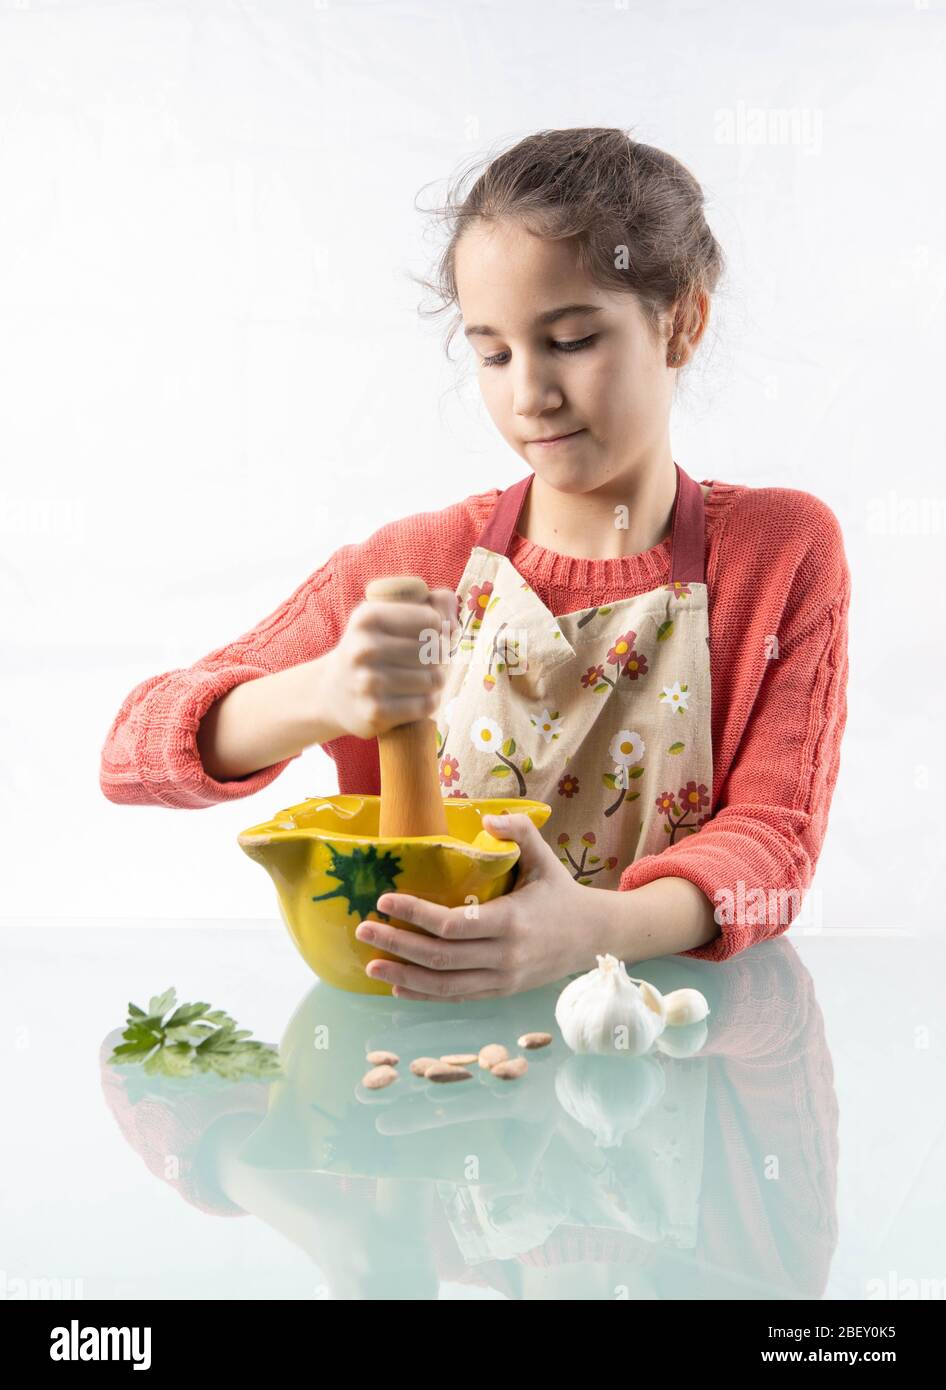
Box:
(364, 575, 450, 839)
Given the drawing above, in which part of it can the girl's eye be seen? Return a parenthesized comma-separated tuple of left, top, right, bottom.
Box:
(554, 335, 596, 354)
(480, 335, 597, 368)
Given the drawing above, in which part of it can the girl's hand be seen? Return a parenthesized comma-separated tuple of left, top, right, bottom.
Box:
(355, 813, 593, 1000)
(320, 586, 458, 741)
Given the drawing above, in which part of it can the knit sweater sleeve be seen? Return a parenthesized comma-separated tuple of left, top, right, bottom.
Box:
(616, 491, 851, 963)
(99, 493, 492, 810)
(98, 556, 346, 809)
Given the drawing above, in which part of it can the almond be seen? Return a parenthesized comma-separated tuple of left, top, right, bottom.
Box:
(491, 1057, 528, 1080)
(517, 1032, 551, 1049)
(424, 1062, 473, 1083)
(410, 1055, 441, 1076)
(362, 1064, 398, 1090)
(478, 1043, 509, 1070)
(440, 1052, 478, 1066)
(366, 1049, 399, 1066)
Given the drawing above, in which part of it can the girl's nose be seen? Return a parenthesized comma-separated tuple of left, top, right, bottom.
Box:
(513, 379, 565, 419)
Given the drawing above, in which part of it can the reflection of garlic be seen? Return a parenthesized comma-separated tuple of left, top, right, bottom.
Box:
(555, 954, 666, 1055)
(656, 1020, 709, 1057)
(555, 1053, 665, 1147)
(663, 988, 709, 1027)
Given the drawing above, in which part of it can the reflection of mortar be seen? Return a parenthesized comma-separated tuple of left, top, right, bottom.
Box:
(235, 977, 566, 1188)
(238, 794, 551, 994)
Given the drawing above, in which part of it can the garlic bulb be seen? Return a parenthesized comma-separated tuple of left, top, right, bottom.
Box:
(555, 954, 666, 1056)
(662, 988, 710, 1027)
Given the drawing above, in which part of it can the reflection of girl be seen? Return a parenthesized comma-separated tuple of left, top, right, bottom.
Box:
(100, 128, 850, 975)
(100, 939, 838, 1300)
(98, 1030, 269, 1219)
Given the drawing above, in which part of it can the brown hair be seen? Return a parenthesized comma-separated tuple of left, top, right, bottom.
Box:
(412, 126, 725, 367)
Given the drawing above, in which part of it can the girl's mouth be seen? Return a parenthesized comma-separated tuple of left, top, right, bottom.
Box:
(528, 429, 586, 447)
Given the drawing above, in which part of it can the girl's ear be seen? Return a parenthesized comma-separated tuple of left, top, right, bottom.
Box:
(672, 291, 711, 357)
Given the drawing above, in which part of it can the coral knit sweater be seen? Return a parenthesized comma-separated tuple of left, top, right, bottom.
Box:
(99, 477, 851, 965)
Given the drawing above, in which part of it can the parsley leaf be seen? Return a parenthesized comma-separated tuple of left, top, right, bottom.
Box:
(108, 988, 282, 1081)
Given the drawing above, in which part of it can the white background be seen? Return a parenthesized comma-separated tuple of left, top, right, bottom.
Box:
(1, 0, 942, 933)
(1, 0, 944, 1310)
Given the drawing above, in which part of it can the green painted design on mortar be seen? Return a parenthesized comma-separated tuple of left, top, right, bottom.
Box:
(310, 844, 403, 921)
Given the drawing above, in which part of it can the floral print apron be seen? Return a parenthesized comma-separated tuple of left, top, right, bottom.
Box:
(434, 464, 713, 889)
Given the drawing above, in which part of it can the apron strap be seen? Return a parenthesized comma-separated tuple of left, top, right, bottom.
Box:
(669, 463, 707, 585)
(474, 463, 706, 585)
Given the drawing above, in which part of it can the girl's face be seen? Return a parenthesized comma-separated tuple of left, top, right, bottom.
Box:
(455, 218, 677, 493)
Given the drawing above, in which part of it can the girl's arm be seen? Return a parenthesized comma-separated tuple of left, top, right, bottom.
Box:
(98, 493, 483, 809)
(611, 496, 851, 964)
(98, 555, 345, 809)
(194, 653, 344, 783)
(592, 874, 722, 961)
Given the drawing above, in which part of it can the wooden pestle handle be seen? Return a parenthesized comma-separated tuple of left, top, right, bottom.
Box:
(364, 575, 450, 839)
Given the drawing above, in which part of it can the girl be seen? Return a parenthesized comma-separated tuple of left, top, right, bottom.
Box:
(100, 127, 851, 999)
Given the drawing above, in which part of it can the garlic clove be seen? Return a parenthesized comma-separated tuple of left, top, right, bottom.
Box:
(663, 987, 710, 1027)
(636, 980, 666, 1021)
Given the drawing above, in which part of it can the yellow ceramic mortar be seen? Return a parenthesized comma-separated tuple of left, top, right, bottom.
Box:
(238, 794, 552, 994)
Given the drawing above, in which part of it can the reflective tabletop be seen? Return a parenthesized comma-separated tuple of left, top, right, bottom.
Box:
(2, 921, 942, 1301)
